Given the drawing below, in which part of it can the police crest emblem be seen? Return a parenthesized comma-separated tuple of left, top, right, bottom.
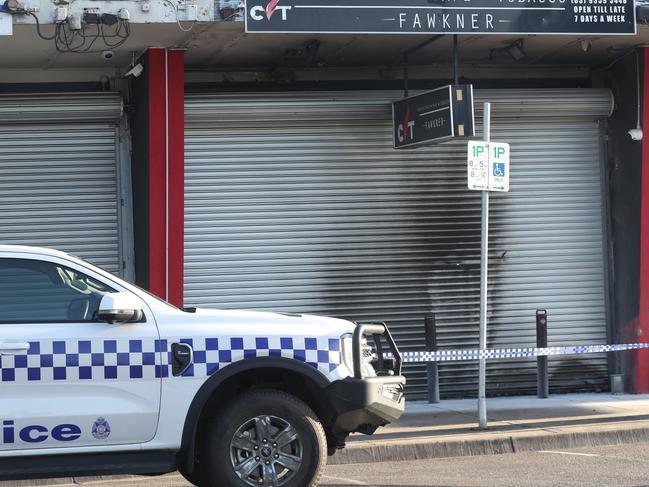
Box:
(92, 417, 111, 440)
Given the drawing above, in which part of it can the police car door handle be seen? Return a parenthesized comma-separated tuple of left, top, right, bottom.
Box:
(0, 342, 30, 355)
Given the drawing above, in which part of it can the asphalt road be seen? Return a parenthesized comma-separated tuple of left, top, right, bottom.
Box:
(8, 443, 649, 487)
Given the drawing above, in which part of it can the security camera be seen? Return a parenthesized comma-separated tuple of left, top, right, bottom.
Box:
(124, 63, 143, 78)
(629, 127, 643, 141)
(101, 50, 115, 60)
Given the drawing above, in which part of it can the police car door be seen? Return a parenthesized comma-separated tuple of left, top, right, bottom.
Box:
(0, 253, 161, 452)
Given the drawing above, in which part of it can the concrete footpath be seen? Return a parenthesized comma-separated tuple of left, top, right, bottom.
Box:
(330, 392, 649, 464)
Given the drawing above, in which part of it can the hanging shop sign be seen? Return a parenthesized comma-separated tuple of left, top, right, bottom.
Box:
(393, 84, 475, 149)
(244, 0, 635, 35)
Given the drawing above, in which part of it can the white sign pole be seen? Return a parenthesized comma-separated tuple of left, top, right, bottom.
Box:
(478, 102, 490, 430)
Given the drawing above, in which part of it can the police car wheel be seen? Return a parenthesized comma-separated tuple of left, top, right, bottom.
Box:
(202, 389, 327, 487)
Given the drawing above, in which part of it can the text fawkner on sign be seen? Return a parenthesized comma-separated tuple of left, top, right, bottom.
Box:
(398, 12, 496, 30)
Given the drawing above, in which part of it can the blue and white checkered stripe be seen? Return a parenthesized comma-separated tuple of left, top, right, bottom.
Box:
(0, 337, 341, 383)
(396, 342, 649, 363)
(0, 339, 161, 383)
(161, 336, 341, 378)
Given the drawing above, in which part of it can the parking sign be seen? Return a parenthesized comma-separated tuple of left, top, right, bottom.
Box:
(467, 141, 510, 192)
(489, 142, 510, 192)
(468, 141, 489, 191)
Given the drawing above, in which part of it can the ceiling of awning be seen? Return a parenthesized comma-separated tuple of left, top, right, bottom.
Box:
(0, 20, 645, 72)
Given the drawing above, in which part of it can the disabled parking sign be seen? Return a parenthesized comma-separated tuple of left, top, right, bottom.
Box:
(468, 141, 509, 192)
(489, 142, 509, 192)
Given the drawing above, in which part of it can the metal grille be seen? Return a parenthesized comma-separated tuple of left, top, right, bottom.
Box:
(0, 94, 123, 274)
(0, 123, 120, 272)
(0, 93, 123, 124)
(184, 89, 611, 398)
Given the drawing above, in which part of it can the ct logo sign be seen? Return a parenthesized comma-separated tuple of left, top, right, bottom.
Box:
(396, 106, 415, 144)
(249, 0, 293, 21)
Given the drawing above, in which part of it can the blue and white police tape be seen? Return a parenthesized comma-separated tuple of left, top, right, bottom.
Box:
(393, 342, 649, 363)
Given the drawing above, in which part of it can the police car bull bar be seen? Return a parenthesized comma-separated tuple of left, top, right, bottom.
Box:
(353, 322, 402, 379)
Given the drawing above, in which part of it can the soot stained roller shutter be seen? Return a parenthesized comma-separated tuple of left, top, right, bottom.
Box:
(185, 89, 611, 398)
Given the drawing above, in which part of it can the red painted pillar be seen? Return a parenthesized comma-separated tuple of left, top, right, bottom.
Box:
(167, 50, 185, 308)
(145, 48, 185, 307)
(637, 48, 649, 392)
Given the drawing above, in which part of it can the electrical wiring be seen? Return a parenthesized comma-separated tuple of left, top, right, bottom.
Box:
(29, 11, 130, 54)
(99, 21, 130, 48)
(166, 0, 197, 32)
(78, 23, 102, 52)
(27, 11, 56, 40)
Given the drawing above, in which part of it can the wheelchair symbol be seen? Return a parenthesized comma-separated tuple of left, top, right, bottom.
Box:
(493, 163, 505, 177)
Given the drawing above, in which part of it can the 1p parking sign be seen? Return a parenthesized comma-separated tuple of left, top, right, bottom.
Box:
(489, 142, 510, 192)
(468, 141, 510, 192)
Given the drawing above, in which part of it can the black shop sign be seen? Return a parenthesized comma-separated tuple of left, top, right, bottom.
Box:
(245, 0, 635, 35)
(393, 85, 475, 149)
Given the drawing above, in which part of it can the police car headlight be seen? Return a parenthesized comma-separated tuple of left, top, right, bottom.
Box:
(360, 336, 375, 364)
(340, 333, 377, 377)
(340, 333, 354, 373)
(360, 336, 377, 378)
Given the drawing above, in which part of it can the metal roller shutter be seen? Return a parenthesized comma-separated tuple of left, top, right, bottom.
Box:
(0, 93, 123, 123)
(0, 94, 124, 274)
(184, 89, 612, 398)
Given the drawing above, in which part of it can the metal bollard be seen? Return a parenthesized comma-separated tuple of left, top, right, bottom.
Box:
(426, 314, 440, 403)
(536, 310, 549, 399)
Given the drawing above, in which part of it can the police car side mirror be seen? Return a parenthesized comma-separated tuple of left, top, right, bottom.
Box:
(97, 292, 144, 324)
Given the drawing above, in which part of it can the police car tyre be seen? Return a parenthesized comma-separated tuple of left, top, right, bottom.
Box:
(202, 389, 327, 487)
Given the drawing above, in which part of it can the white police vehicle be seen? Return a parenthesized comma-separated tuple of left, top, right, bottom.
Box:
(0, 245, 405, 487)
